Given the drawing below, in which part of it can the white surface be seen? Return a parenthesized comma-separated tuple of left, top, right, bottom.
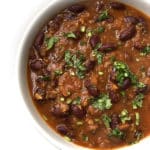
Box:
(0, 0, 57, 150)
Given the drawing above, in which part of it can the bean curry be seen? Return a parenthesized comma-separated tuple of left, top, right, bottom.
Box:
(27, 0, 150, 149)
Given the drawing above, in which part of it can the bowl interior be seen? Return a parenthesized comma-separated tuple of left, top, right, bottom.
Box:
(17, 0, 150, 150)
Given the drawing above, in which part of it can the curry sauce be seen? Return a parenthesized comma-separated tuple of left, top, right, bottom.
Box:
(27, 0, 150, 149)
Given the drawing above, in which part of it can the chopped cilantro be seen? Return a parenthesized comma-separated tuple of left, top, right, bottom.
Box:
(46, 37, 59, 50)
(72, 97, 81, 105)
(93, 43, 104, 64)
(119, 109, 131, 124)
(55, 70, 63, 75)
(102, 114, 111, 128)
(82, 135, 89, 142)
(80, 26, 86, 33)
(135, 112, 140, 126)
(64, 32, 77, 39)
(113, 61, 137, 87)
(65, 50, 73, 67)
(109, 128, 125, 139)
(97, 10, 109, 22)
(64, 136, 72, 142)
(136, 82, 146, 89)
(40, 75, 50, 81)
(97, 26, 105, 33)
(96, 51, 104, 64)
(92, 94, 112, 110)
(140, 46, 150, 56)
(64, 51, 86, 79)
(120, 91, 126, 97)
(132, 93, 144, 109)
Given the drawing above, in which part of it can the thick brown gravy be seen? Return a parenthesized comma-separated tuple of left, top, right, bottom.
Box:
(27, 0, 150, 149)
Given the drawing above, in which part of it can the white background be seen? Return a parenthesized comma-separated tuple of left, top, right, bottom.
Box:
(0, 0, 58, 150)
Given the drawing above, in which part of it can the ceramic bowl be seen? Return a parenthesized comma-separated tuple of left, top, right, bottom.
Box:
(16, 0, 150, 149)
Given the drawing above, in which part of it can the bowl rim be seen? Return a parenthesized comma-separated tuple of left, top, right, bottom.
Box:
(16, 0, 150, 150)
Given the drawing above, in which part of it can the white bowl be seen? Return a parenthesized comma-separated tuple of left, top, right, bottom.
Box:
(16, 0, 150, 150)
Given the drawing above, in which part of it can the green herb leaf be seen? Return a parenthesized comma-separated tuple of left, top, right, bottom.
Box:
(92, 94, 112, 110)
(64, 51, 86, 79)
(136, 82, 146, 89)
(72, 97, 81, 105)
(82, 135, 89, 142)
(109, 128, 125, 139)
(113, 61, 137, 87)
(135, 112, 140, 126)
(55, 70, 63, 75)
(97, 10, 109, 22)
(120, 91, 126, 97)
(132, 93, 144, 109)
(102, 114, 111, 128)
(119, 109, 131, 124)
(64, 32, 77, 39)
(97, 26, 105, 33)
(140, 46, 150, 56)
(40, 75, 50, 81)
(96, 52, 104, 64)
(46, 37, 59, 50)
(93, 43, 104, 64)
(65, 50, 73, 67)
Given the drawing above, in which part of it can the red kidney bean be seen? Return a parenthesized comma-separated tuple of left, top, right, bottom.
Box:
(71, 105, 86, 119)
(120, 78, 131, 90)
(56, 124, 68, 135)
(51, 103, 70, 117)
(133, 42, 145, 51)
(90, 35, 100, 49)
(34, 32, 44, 50)
(85, 82, 99, 97)
(109, 91, 120, 103)
(99, 43, 117, 52)
(85, 60, 96, 72)
(30, 59, 44, 71)
(48, 15, 63, 31)
(119, 26, 136, 41)
(110, 114, 121, 129)
(110, 2, 126, 10)
(88, 86, 99, 97)
(64, 12, 76, 20)
(68, 4, 85, 13)
(124, 16, 139, 25)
